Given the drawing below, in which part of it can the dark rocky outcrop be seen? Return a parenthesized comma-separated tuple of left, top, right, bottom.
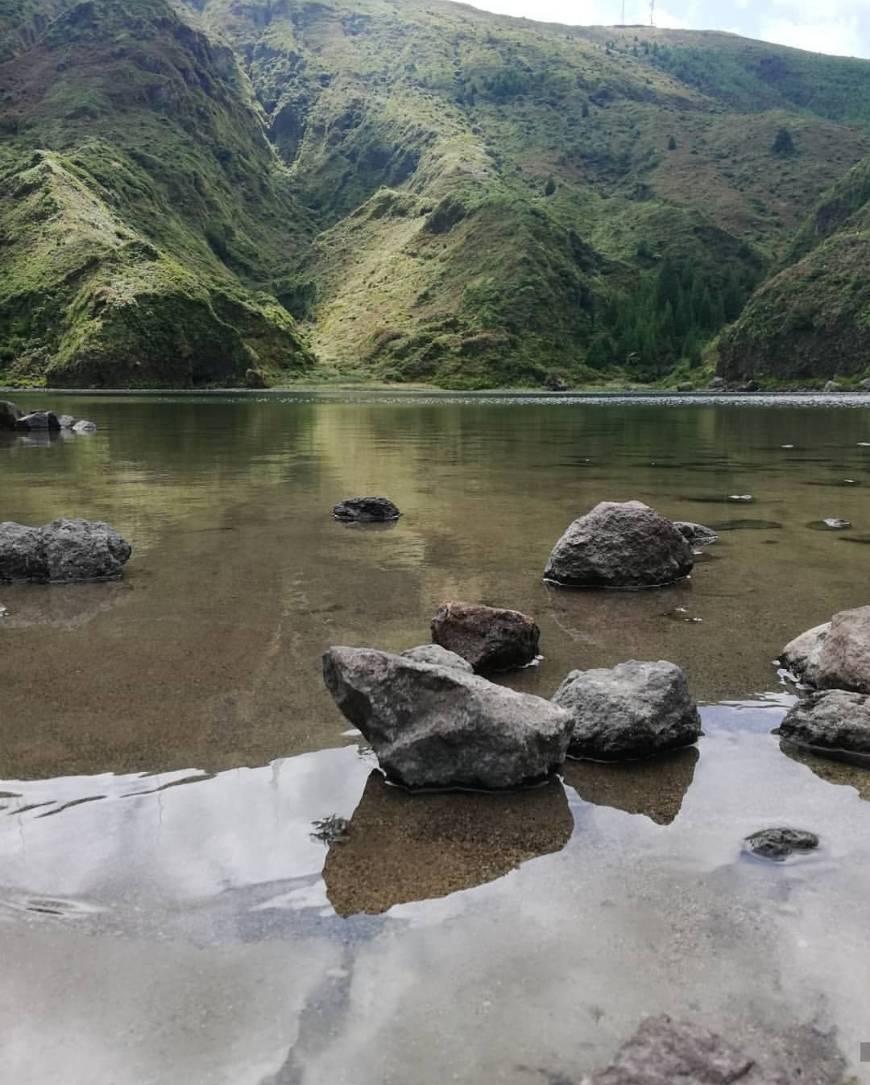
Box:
(15, 411, 61, 432)
(744, 827, 819, 861)
(332, 496, 401, 523)
(553, 660, 702, 761)
(673, 521, 719, 546)
(589, 1015, 786, 1084)
(322, 646, 572, 789)
(775, 689, 870, 758)
(544, 501, 694, 588)
(0, 519, 132, 582)
(430, 601, 540, 673)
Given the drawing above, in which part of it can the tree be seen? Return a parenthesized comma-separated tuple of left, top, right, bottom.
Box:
(667, 134, 677, 151)
(544, 176, 556, 196)
(772, 127, 796, 156)
(581, 101, 590, 117)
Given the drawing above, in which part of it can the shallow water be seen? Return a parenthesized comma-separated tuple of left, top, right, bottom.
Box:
(3, 392, 870, 1083)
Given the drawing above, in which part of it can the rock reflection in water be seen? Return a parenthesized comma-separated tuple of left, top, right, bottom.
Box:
(323, 772, 573, 916)
(0, 580, 131, 630)
(780, 742, 870, 801)
(561, 747, 699, 824)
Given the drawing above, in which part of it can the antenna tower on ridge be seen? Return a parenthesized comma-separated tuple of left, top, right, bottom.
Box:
(621, 0, 625, 24)
(649, 0, 656, 25)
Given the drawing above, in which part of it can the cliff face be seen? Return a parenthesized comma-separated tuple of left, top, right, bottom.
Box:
(4, 0, 870, 387)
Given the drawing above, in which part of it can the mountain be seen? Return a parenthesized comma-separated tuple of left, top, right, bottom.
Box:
(3, 0, 870, 388)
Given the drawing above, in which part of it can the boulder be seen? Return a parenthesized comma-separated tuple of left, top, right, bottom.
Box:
(431, 601, 540, 673)
(0, 519, 131, 583)
(0, 400, 21, 431)
(72, 420, 97, 434)
(15, 411, 61, 432)
(823, 380, 841, 393)
(673, 521, 719, 546)
(587, 1015, 784, 1085)
(778, 622, 830, 686)
(332, 496, 401, 523)
(859, 378, 870, 392)
(775, 689, 870, 758)
(744, 827, 819, 861)
(57, 415, 76, 429)
(544, 501, 694, 589)
(814, 605, 870, 692)
(553, 660, 701, 761)
(322, 646, 572, 790)
(0, 523, 45, 582)
(400, 644, 473, 673)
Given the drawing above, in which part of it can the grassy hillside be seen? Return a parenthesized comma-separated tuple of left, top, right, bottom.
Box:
(0, 0, 313, 387)
(720, 158, 870, 383)
(3, 0, 870, 387)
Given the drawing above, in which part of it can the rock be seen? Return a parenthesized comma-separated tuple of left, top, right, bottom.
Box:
(737, 379, 760, 392)
(859, 378, 870, 392)
(322, 646, 572, 790)
(430, 601, 540, 673)
(400, 644, 473, 673)
(813, 605, 870, 692)
(15, 411, 61, 432)
(708, 376, 726, 390)
(775, 689, 870, 758)
(0, 519, 131, 583)
(244, 368, 268, 389)
(544, 501, 694, 589)
(553, 660, 702, 761)
(728, 494, 753, 502)
(0, 400, 21, 430)
(544, 373, 569, 392)
(323, 771, 572, 916)
(676, 382, 694, 392)
(72, 420, 97, 433)
(332, 496, 401, 523)
(0, 523, 45, 582)
(57, 415, 76, 429)
(779, 622, 830, 685)
(673, 521, 719, 546)
(821, 517, 851, 529)
(744, 827, 819, 861)
(587, 1015, 783, 1085)
(823, 380, 841, 393)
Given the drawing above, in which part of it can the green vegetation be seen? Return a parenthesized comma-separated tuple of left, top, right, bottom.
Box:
(2, 0, 870, 387)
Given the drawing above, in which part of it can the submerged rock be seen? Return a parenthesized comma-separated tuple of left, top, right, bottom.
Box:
(323, 771, 572, 916)
(553, 660, 701, 761)
(544, 501, 694, 589)
(0, 401, 21, 430)
(431, 601, 540, 673)
(72, 419, 97, 434)
(779, 622, 830, 686)
(0, 519, 132, 583)
(775, 689, 870, 758)
(744, 827, 819, 861)
(332, 496, 401, 523)
(15, 411, 60, 432)
(400, 644, 473, 672)
(57, 415, 75, 430)
(587, 1015, 783, 1084)
(673, 521, 719, 546)
(322, 646, 572, 790)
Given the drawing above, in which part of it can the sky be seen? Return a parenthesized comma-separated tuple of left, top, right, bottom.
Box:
(466, 0, 870, 59)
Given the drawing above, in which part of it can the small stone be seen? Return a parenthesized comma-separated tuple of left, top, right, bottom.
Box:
(57, 415, 75, 429)
(822, 518, 851, 529)
(332, 496, 401, 523)
(744, 827, 819, 861)
(728, 494, 753, 503)
(72, 420, 97, 434)
(672, 521, 719, 545)
(431, 601, 540, 673)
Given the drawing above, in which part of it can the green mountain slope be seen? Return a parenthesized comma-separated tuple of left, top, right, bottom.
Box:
(0, 0, 313, 387)
(3, 0, 870, 388)
(720, 158, 870, 383)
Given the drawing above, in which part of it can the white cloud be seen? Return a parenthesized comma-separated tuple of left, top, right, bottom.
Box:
(757, 16, 863, 57)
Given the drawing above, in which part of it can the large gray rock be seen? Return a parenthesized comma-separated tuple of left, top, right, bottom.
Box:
(0, 401, 21, 431)
(775, 689, 870, 758)
(431, 601, 540, 673)
(553, 660, 701, 761)
(586, 1015, 785, 1085)
(0, 519, 131, 583)
(322, 646, 572, 789)
(779, 622, 830, 686)
(15, 411, 60, 432)
(544, 501, 694, 588)
(400, 644, 473, 673)
(814, 606, 870, 693)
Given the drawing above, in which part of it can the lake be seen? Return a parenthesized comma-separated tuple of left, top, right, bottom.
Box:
(2, 391, 870, 1084)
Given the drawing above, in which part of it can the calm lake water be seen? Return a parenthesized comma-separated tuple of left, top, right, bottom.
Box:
(3, 391, 870, 1083)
